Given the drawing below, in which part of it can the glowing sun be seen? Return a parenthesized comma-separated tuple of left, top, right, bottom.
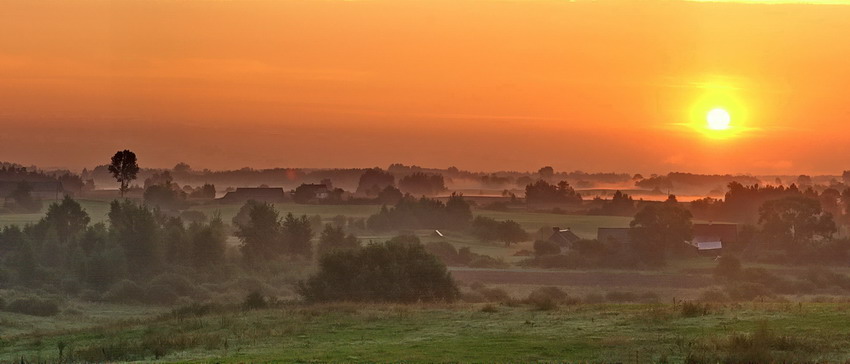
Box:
(706, 108, 731, 130)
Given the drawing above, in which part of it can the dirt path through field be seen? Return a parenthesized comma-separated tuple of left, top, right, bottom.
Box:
(449, 267, 713, 289)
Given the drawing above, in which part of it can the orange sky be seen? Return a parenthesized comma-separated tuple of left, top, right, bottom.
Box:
(2, 0, 850, 174)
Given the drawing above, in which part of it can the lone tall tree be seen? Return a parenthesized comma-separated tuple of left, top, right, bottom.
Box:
(108, 150, 140, 197)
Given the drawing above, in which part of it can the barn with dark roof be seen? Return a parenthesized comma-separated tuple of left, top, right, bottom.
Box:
(549, 227, 581, 248)
(220, 187, 287, 203)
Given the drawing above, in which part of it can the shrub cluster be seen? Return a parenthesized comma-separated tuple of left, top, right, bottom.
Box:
(526, 238, 642, 269)
(298, 236, 459, 303)
(470, 216, 528, 246)
(99, 273, 208, 305)
(242, 291, 268, 310)
(680, 301, 710, 317)
(424, 241, 508, 269)
(366, 194, 472, 231)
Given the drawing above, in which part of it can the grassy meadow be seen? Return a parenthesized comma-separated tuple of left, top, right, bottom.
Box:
(3, 301, 850, 362)
(5, 198, 850, 362)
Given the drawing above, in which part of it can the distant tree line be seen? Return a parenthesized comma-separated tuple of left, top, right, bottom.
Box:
(588, 190, 636, 216)
(529, 188, 846, 268)
(635, 172, 761, 192)
(470, 216, 528, 247)
(689, 182, 848, 225)
(233, 201, 315, 262)
(0, 197, 228, 292)
(366, 193, 472, 231)
(524, 180, 583, 205)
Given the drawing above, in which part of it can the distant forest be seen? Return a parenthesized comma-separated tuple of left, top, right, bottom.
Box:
(4, 160, 842, 199)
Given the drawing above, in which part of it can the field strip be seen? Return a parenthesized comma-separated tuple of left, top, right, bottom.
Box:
(449, 267, 713, 288)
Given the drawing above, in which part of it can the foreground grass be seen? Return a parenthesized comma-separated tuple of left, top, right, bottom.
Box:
(3, 302, 850, 362)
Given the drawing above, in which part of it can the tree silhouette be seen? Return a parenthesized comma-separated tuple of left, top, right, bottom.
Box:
(759, 195, 836, 250)
(107, 150, 140, 197)
(629, 202, 693, 266)
(538, 166, 555, 181)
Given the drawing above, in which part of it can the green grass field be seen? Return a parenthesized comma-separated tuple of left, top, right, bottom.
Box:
(0, 199, 113, 228)
(2, 301, 849, 362)
(3, 200, 850, 362)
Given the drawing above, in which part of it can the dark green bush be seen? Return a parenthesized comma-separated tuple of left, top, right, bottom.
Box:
(424, 241, 507, 268)
(425, 241, 464, 265)
(298, 237, 459, 303)
(533, 240, 561, 256)
(243, 291, 267, 310)
(480, 303, 498, 313)
(680, 301, 710, 317)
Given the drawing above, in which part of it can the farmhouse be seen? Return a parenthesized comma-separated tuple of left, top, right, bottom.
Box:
(597, 227, 632, 244)
(219, 187, 287, 203)
(299, 184, 331, 200)
(549, 227, 581, 249)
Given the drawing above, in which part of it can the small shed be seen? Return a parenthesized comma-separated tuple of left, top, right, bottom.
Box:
(687, 236, 723, 255)
(688, 222, 735, 255)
